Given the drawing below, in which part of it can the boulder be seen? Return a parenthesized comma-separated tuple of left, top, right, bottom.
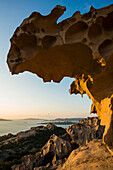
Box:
(11, 134, 72, 170)
(60, 139, 113, 170)
(41, 134, 72, 159)
(65, 117, 104, 146)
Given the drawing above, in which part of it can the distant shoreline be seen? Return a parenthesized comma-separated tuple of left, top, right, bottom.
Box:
(23, 118, 46, 120)
(0, 117, 85, 121)
(41, 121, 77, 125)
(0, 118, 12, 121)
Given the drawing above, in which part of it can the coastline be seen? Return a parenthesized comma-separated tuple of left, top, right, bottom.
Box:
(0, 118, 82, 136)
(0, 117, 108, 170)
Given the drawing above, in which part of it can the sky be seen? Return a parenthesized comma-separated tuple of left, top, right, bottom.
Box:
(0, 0, 113, 119)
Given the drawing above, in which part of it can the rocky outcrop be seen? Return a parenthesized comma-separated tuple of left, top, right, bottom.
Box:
(11, 117, 105, 170)
(12, 139, 113, 170)
(42, 134, 72, 159)
(7, 4, 113, 147)
(0, 123, 64, 146)
(66, 117, 104, 146)
(12, 134, 72, 170)
(60, 139, 113, 170)
(0, 123, 66, 168)
(17, 130, 36, 139)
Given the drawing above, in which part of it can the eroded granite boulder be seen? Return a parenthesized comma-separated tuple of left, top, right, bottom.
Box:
(12, 134, 72, 170)
(60, 139, 113, 170)
(66, 117, 105, 146)
(7, 4, 113, 147)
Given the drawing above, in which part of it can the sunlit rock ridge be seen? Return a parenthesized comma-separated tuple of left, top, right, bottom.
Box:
(7, 4, 113, 147)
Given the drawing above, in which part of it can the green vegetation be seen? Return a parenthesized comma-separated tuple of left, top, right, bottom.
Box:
(0, 134, 14, 142)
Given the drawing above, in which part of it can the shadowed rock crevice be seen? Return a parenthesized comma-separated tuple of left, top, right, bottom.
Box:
(65, 21, 88, 43)
(7, 4, 113, 148)
(42, 36, 56, 50)
(102, 11, 113, 31)
(88, 23, 102, 42)
(98, 39, 113, 58)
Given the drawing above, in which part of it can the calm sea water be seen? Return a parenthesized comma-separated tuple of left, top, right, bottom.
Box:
(0, 119, 77, 136)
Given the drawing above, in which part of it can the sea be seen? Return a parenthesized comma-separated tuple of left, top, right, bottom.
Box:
(0, 119, 80, 136)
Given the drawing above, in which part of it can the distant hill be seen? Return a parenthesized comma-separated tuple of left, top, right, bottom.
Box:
(44, 118, 84, 122)
(0, 118, 12, 121)
(41, 121, 76, 125)
(54, 118, 84, 121)
(23, 118, 44, 120)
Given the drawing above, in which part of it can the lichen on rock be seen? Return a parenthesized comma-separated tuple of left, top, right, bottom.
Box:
(7, 4, 113, 148)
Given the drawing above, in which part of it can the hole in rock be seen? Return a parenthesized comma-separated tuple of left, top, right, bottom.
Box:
(82, 38, 87, 43)
(42, 28, 45, 33)
(98, 39, 113, 58)
(88, 23, 102, 41)
(16, 33, 37, 49)
(10, 59, 15, 63)
(42, 35, 56, 50)
(102, 11, 113, 31)
(15, 57, 23, 63)
(65, 21, 88, 43)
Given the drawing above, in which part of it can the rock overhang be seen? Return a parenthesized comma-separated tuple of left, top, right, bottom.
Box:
(7, 4, 113, 147)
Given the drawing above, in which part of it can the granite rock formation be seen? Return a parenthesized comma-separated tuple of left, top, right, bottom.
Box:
(12, 140, 113, 170)
(11, 117, 105, 170)
(66, 117, 104, 146)
(60, 139, 113, 170)
(7, 4, 113, 147)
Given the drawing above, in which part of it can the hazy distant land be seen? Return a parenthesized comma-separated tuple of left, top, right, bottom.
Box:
(0, 117, 83, 121)
(0, 117, 84, 137)
(41, 118, 83, 125)
(44, 118, 83, 121)
(41, 121, 76, 125)
(23, 118, 46, 120)
(0, 118, 12, 121)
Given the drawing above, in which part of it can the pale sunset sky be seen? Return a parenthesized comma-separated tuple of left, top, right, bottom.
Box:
(0, 0, 112, 119)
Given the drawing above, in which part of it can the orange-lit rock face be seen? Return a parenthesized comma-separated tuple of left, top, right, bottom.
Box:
(7, 5, 113, 147)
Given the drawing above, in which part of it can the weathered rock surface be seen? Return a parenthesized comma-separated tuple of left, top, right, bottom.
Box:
(42, 134, 72, 158)
(60, 139, 113, 170)
(11, 117, 105, 170)
(12, 140, 113, 170)
(7, 4, 113, 147)
(12, 134, 72, 170)
(66, 117, 104, 146)
(0, 123, 66, 167)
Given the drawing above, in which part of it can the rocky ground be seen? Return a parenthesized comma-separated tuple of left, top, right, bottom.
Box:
(1, 117, 113, 170)
(0, 116, 109, 170)
(59, 139, 113, 170)
(0, 124, 66, 169)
